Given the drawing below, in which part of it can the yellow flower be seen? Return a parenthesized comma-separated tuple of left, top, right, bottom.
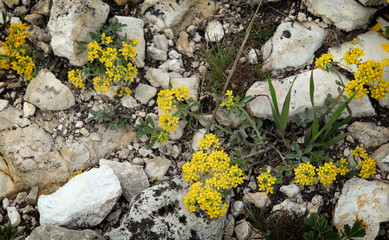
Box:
(371, 22, 382, 32)
(157, 130, 169, 144)
(336, 158, 349, 176)
(344, 79, 368, 100)
(198, 133, 220, 151)
(68, 69, 84, 88)
(99, 47, 118, 68)
(317, 162, 338, 185)
(294, 162, 316, 185)
(87, 41, 101, 63)
(354, 60, 383, 85)
(257, 171, 276, 194)
(159, 111, 179, 132)
(315, 52, 334, 70)
(120, 41, 137, 61)
(220, 90, 236, 110)
(359, 156, 376, 178)
(343, 46, 364, 65)
(101, 33, 113, 45)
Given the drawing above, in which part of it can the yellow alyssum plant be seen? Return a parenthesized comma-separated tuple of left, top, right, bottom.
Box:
(68, 32, 139, 97)
(256, 170, 277, 194)
(0, 22, 36, 80)
(182, 134, 244, 219)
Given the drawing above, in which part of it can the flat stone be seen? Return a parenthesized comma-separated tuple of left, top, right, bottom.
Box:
(246, 69, 375, 120)
(147, 46, 167, 61)
(192, 128, 206, 152)
(205, 20, 224, 42)
(231, 201, 244, 217)
(153, 34, 169, 52)
(31, 0, 51, 16)
(105, 177, 226, 240)
(0, 105, 23, 131)
(145, 156, 171, 180)
(347, 122, 389, 148)
(176, 31, 194, 57)
(333, 178, 389, 240)
(26, 224, 104, 240)
(7, 207, 21, 227)
(99, 159, 150, 203)
(243, 192, 271, 208)
(121, 95, 140, 109)
(216, 109, 244, 128)
(272, 199, 307, 216)
(0, 99, 9, 111)
(358, 0, 387, 6)
(25, 186, 39, 205)
(234, 220, 252, 240)
(280, 184, 300, 198)
(303, 0, 377, 32)
(48, 0, 109, 66)
(23, 102, 36, 117)
(144, 68, 170, 89)
(38, 165, 122, 228)
(261, 21, 327, 71)
(372, 143, 389, 172)
(111, 16, 146, 68)
(134, 83, 157, 104)
(24, 69, 75, 111)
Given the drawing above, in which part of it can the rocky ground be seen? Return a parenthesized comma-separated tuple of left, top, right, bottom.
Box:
(0, 0, 389, 239)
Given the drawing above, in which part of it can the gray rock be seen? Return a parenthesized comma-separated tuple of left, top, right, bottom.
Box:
(38, 165, 122, 228)
(192, 128, 206, 152)
(105, 177, 226, 240)
(31, 0, 51, 16)
(231, 201, 244, 217)
(147, 46, 168, 61)
(224, 214, 235, 240)
(121, 95, 140, 109)
(216, 109, 244, 128)
(26, 224, 104, 240)
(246, 69, 375, 120)
(99, 159, 150, 203)
(0, 99, 9, 111)
(7, 207, 21, 227)
(358, 0, 387, 6)
(26, 186, 39, 205)
(248, 49, 258, 64)
(24, 69, 75, 111)
(112, 16, 146, 68)
(144, 68, 170, 89)
(23, 102, 36, 117)
(0, 106, 23, 131)
(303, 0, 376, 32)
(243, 192, 271, 209)
(280, 184, 300, 198)
(347, 122, 389, 148)
(333, 178, 389, 240)
(134, 83, 157, 104)
(145, 156, 172, 180)
(48, 0, 109, 66)
(205, 20, 225, 42)
(3, 0, 19, 8)
(153, 34, 169, 53)
(235, 220, 252, 240)
(272, 199, 307, 216)
(372, 143, 389, 172)
(0, 124, 68, 200)
(261, 21, 327, 71)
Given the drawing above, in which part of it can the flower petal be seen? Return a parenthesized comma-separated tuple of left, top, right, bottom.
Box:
(382, 43, 389, 52)
(372, 22, 382, 32)
(382, 58, 389, 67)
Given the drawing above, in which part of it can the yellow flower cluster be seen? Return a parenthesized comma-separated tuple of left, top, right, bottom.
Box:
(315, 53, 334, 70)
(68, 33, 139, 96)
(220, 90, 236, 110)
(294, 162, 316, 185)
(156, 86, 190, 143)
(198, 133, 220, 151)
(343, 46, 364, 65)
(0, 22, 35, 80)
(317, 162, 338, 184)
(351, 146, 376, 178)
(68, 169, 83, 180)
(256, 171, 276, 194)
(183, 134, 244, 219)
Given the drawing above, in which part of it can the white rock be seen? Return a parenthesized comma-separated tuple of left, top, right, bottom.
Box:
(7, 207, 21, 227)
(112, 16, 146, 68)
(24, 69, 75, 111)
(333, 178, 389, 240)
(280, 184, 300, 198)
(224, 214, 235, 240)
(170, 77, 199, 100)
(153, 34, 169, 52)
(134, 83, 157, 105)
(248, 49, 257, 64)
(234, 220, 252, 240)
(261, 21, 327, 71)
(347, 122, 389, 148)
(99, 160, 149, 203)
(145, 156, 171, 180)
(216, 109, 244, 128)
(2, 198, 10, 209)
(121, 95, 140, 109)
(0, 99, 9, 111)
(147, 46, 168, 61)
(176, 31, 195, 57)
(144, 68, 170, 89)
(169, 120, 187, 140)
(246, 69, 375, 120)
(168, 50, 181, 59)
(303, 0, 376, 32)
(329, 30, 389, 106)
(47, 0, 109, 66)
(205, 20, 224, 42)
(159, 59, 185, 74)
(272, 199, 307, 216)
(243, 192, 271, 209)
(23, 102, 36, 117)
(372, 143, 389, 172)
(75, 121, 83, 128)
(311, 195, 324, 208)
(38, 165, 122, 228)
(231, 201, 244, 217)
(192, 128, 206, 152)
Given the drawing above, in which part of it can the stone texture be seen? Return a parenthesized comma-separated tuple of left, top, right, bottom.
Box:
(0, 106, 27, 131)
(242, 192, 271, 208)
(38, 165, 122, 228)
(272, 199, 307, 216)
(372, 143, 389, 172)
(246, 69, 375, 120)
(0, 124, 68, 200)
(24, 69, 75, 111)
(48, 0, 109, 66)
(25, 186, 39, 205)
(358, 0, 387, 6)
(105, 177, 226, 240)
(26, 224, 104, 240)
(147, 46, 168, 61)
(176, 31, 194, 57)
(0, 99, 9, 111)
(205, 20, 224, 42)
(144, 68, 170, 89)
(111, 16, 145, 68)
(134, 83, 157, 104)
(347, 122, 389, 148)
(261, 21, 327, 71)
(216, 109, 244, 128)
(99, 159, 150, 203)
(145, 156, 172, 180)
(7, 207, 21, 227)
(333, 178, 389, 240)
(280, 184, 300, 198)
(234, 220, 252, 240)
(31, 0, 52, 16)
(141, 0, 225, 33)
(303, 0, 377, 32)
(23, 102, 36, 117)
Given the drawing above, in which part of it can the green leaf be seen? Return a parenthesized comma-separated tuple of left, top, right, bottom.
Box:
(285, 153, 297, 159)
(303, 231, 315, 240)
(321, 115, 352, 143)
(279, 79, 295, 132)
(321, 132, 352, 149)
(343, 221, 366, 239)
(242, 95, 254, 102)
(267, 74, 280, 117)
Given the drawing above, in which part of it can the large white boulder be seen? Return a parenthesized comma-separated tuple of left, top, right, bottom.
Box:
(38, 165, 122, 228)
(48, 0, 109, 66)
